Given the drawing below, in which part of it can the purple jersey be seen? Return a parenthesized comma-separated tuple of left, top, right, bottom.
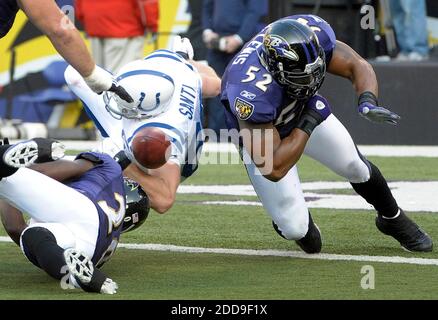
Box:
(221, 14, 336, 139)
(66, 152, 125, 266)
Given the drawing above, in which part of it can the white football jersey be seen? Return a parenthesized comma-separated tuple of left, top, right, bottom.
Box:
(119, 50, 204, 178)
(64, 50, 204, 179)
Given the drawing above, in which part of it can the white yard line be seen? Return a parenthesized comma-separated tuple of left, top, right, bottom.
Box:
(0, 237, 12, 243)
(1, 236, 437, 266)
(178, 182, 438, 212)
(358, 145, 438, 157)
(10, 140, 438, 157)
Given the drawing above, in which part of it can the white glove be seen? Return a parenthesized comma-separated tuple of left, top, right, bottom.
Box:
(83, 65, 113, 93)
(84, 65, 133, 103)
(171, 35, 194, 60)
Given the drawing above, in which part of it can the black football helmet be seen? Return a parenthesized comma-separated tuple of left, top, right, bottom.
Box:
(121, 177, 150, 233)
(260, 19, 326, 100)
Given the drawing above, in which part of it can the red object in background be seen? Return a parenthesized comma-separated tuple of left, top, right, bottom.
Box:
(138, 0, 159, 33)
(75, 0, 159, 37)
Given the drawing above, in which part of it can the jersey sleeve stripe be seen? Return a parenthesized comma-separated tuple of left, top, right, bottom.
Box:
(127, 122, 184, 154)
(81, 100, 110, 138)
(144, 52, 194, 71)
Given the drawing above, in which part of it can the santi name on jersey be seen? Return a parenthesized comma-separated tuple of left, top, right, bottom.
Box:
(179, 84, 196, 119)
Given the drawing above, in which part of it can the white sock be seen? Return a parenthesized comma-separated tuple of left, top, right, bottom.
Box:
(382, 209, 401, 220)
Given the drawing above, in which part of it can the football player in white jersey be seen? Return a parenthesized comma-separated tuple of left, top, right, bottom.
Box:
(64, 37, 221, 214)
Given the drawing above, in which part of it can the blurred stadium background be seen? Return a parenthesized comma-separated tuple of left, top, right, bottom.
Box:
(0, 0, 437, 144)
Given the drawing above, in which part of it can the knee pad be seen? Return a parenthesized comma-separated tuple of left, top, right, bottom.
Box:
(20, 227, 57, 269)
(272, 219, 308, 241)
(345, 158, 370, 183)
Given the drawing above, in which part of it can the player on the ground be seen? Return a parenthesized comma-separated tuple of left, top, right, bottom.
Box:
(220, 14, 432, 253)
(64, 37, 221, 214)
(0, 138, 148, 294)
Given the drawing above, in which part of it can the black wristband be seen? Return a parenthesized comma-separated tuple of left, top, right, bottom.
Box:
(113, 150, 132, 170)
(296, 109, 322, 137)
(176, 51, 189, 60)
(358, 91, 378, 106)
(76, 152, 104, 165)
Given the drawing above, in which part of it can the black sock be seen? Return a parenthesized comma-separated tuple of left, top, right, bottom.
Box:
(351, 160, 399, 217)
(21, 227, 66, 280)
(272, 221, 287, 240)
(0, 145, 18, 178)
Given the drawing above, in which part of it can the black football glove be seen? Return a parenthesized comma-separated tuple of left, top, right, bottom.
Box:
(357, 91, 400, 125)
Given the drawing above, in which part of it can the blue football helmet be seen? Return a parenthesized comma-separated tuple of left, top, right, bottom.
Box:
(260, 19, 326, 100)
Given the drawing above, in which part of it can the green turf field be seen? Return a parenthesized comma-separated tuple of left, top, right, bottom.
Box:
(1, 155, 438, 299)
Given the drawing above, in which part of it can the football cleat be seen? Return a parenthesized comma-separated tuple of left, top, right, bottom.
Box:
(3, 138, 65, 168)
(295, 213, 322, 254)
(64, 248, 118, 294)
(376, 209, 433, 252)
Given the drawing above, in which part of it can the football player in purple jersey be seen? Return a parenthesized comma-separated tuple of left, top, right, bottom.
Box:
(221, 15, 432, 253)
(0, 138, 148, 294)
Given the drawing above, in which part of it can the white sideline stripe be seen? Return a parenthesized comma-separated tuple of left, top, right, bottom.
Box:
(1, 236, 436, 266)
(9, 140, 438, 157)
(178, 182, 438, 212)
(116, 244, 438, 266)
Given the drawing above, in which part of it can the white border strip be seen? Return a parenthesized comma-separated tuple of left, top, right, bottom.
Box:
(1, 236, 436, 266)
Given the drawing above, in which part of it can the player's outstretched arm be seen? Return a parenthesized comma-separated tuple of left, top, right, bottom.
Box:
(328, 40, 378, 95)
(18, 0, 133, 103)
(239, 120, 309, 182)
(171, 36, 221, 98)
(18, 0, 95, 77)
(124, 162, 181, 214)
(239, 96, 331, 181)
(29, 158, 94, 182)
(190, 61, 222, 98)
(328, 41, 400, 125)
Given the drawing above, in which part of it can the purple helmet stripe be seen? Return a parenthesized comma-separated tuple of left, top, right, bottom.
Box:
(308, 39, 318, 61)
(293, 23, 317, 63)
(300, 42, 311, 64)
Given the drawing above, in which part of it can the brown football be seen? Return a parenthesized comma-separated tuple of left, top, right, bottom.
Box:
(131, 127, 171, 169)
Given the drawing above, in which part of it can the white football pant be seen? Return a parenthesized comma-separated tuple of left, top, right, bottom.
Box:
(0, 168, 99, 258)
